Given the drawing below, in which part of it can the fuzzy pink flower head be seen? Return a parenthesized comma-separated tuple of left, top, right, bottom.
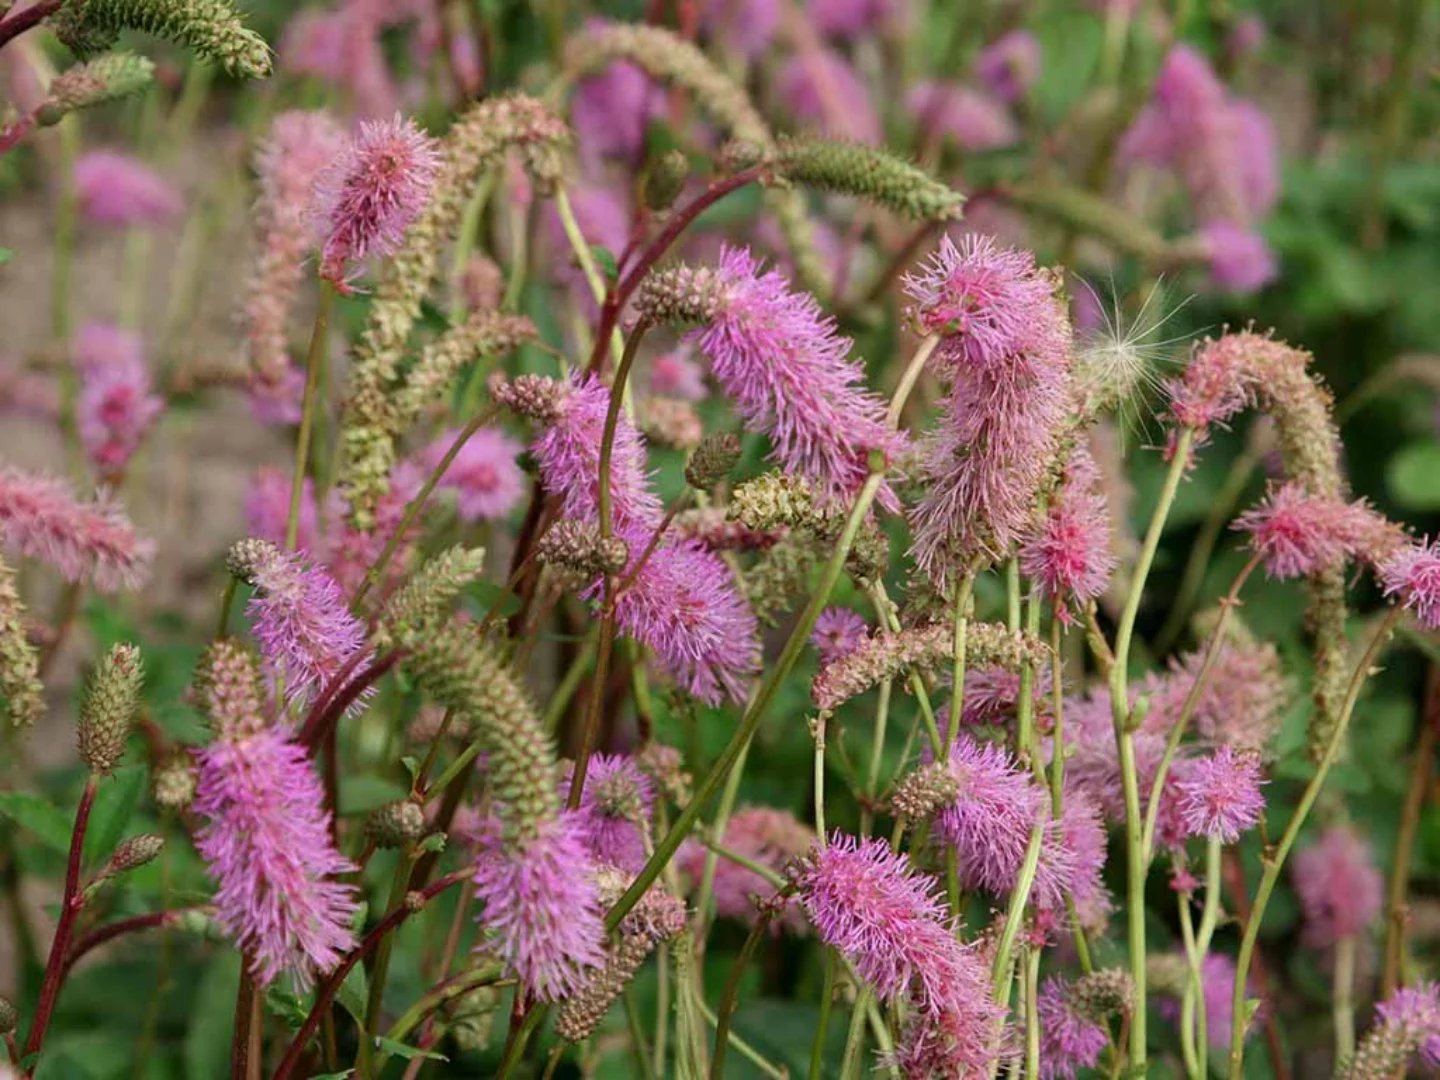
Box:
(245, 545, 370, 709)
(533, 375, 662, 534)
(323, 460, 426, 597)
(245, 467, 324, 559)
(470, 811, 606, 1000)
(1380, 539, 1440, 631)
(193, 726, 359, 988)
(1200, 954, 1255, 1050)
(419, 426, 526, 524)
(906, 81, 1018, 152)
(1233, 483, 1377, 580)
(1175, 746, 1265, 843)
(937, 735, 1067, 906)
(279, 6, 398, 117)
(1020, 447, 1117, 620)
(559, 754, 654, 873)
(955, 665, 1052, 731)
(71, 323, 163, 477)
(1375, 983, 1440, 1068)
(1038, 976, 1109, 1080)
(679, 806, 814, 933)
(694, 246, 904, 508)
(976, 30, 1041, 103)
(256, 109, 347, 230)
(776, 48, 881, 144)
(649, 350, 708, 402)
(809, 0, 907, 38)
(1200, 221, 1277, 293)
(571, 54, 666, 168)
(248, 366, 306, 426)
(1229, 100, 1280, 219)
(887, 973, 1006, 1080)
(1292, 825, 1383, 947)
(798, 832, 966, 1009)
(610, 529, 761, 705)
(811, 606, 870, 666)
(903, 234, 1065, 375)
(316, 115, 440, 289)
(0, 466, 154, 591)
(74, 151, 183, 227)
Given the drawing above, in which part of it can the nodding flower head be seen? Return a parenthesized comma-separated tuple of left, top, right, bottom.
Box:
(1379, 538, 1440, 631)
(1234, 483, 1391, 580)
(316, 115, 440, 290)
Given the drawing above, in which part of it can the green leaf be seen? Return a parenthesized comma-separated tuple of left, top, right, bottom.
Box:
(310, 1073, 355, 1079)
(335, 963, 370, 1028)
(400, 755, 421, 782)
(186, 953, 241, 1080)
(590, 244, 619, 282)
(84, 765, 147, 867)
(372, 1036, 447, 1062)
(0, 791, 74, 853)
(1388, 442, 1440, 510)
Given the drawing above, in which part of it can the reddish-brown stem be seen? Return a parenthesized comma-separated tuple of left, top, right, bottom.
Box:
(232, 962, 261, 1080)
(0, 113, 35, 156)
(323, 728, 340, 847)
(612, 496, 688, 599)
(0, 0, 62, 49)
(270, 871, 468, 1080)
(23, 777, 97, 1057)
(62, 909, 193, 977)
(299, 653, 399, 749)
(4, 1032, 18, 1065)
(853, 219, 943, 311)
(585, 165, 765, 374)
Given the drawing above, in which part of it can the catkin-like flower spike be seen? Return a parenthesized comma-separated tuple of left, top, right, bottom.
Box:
(316, 115, 441, 291)
(536, 521, 629, 581)
(390, 313, 536, 429)
(373, 546, 487, 649)
(1292, 824, 1383, 948)
(245, 109, 347, 417)
(0, 554, 42, 727)
(555, 932, 654, 1042)
(36, 52, 154, 125)
(811, 620, 1043, 710)
(0, 466, 155, 592)
(52, 0, 273, 78)
(78, 643, 143, 775)
(773, 138, 964, 221)
(655, 246, 904, 508)
(339, 96, 569, 527)
(563, 22, 825, 295)
(685, 433, 742, 490)
(396, 621, 605, 997)
(1341, 983, 1440, 1078)
(239, 541, 370, 709)
(194, 639, 267, 740)
(193, 725, 358, 988)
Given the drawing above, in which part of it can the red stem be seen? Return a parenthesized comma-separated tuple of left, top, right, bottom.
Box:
(24, 776, 98, 1057)
(62, 909, 193, 978)
(299, 652, 399, 750)
(0, 113, 35, 156)
(584, 165, 765, 374)
(269, 871, 469, 1080)
(0, 0, 62, 50)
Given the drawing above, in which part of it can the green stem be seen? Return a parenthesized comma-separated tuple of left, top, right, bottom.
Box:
(448, 170, 497, 323)
(989, 819, 1045, 998)
(1048, 617, 1065, 816)
(357, 849, 417, 1074)
(216, 578, 237, 640)
(947, 569, 978, 744)
(1226, 607, 1401, 1078)
(554, 185, 626, 366)
(539, 631, 598, 732)
(839, 988, 872, 1080)
(1024, 945, 1042, 1080)
(813, 712, 828, 842)
(1178, 894, 1203, 1079)
(694, 738, 753, 936)
(710, 906, 783, 1080)
(1333, 933, 1357, 1064)
(1383, 667, 1440, 996)
(53, 115, 82, 483)
(377, 964, 504, 1060)
(696, 1000, 788, 1080)
(287, 281, 335, 551)
(1111, 426, 1194, 1069)
(808, 952, 837, 1080)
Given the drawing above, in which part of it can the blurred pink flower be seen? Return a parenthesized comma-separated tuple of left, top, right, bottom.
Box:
(74, 150, 182, 227)
(1199, 220, 1276, 293)
(1292, 824, 1383, 947)
(698, 0, 780, 57)
(418, 426, 525, 524)
(679, 806, 814, 933)
(777, 47, 881, 144)
(571, 53, 665, 168)
(809, 0, 907, 38)
(907, 81, 1017, 151)
(811, 607, 870, 666)
(649, 350, 707, 401)
(976, 30, 1041, 104)
(71, 323, 163, 479)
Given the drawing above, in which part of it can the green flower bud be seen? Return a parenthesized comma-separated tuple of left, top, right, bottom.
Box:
(365, 800, 426, 849)
(643, 149, 690, 211)
(78, 643, 143, 776)
(685, 433, 742, 490)
(37, 52, 155, 125)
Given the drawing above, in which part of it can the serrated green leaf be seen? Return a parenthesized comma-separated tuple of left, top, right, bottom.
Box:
(84, 764, 147, 867)
(589, 244, 619, 282)
(372, 1036, 448, 1062)
(0, 791, 74, 853)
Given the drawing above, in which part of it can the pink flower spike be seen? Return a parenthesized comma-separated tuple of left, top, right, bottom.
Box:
(1375, 983, 1440, 1068)
(74, 150, 182, 227)
(316, 115, 440, 290)
(1174, 746, 1265, 843)
(419, 426, 525, 524)
(1380, 538, 1440, 630)
(193, 726, 359, 989)
(905, 82, 1017, 152)
(559, 753, 654, 872)
(678, 806, 814, 934)
(71, 323, 163, 478)
(1201, 221, 1277, 293)
(692, 246, 904, 508)
(811, 607, 870, 667)
(1020, 445, 1117, 619)
(1292, 824, 1383, 948)
(1233, 483, 1375, 579)
(1038, 976, 1109, 1080)
(0, 466, 154, 591)
(470, 812, 606, 1000)
(777, 47, 881, 144)
(244, 544, 370, 709)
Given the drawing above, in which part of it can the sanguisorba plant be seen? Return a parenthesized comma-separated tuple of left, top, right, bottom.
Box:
(2, 1, 1439, 1079)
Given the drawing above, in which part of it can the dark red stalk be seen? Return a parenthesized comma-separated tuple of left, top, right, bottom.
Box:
(0, 114, 35, 156)
(62, 909, 193, 977)
(584, 165, 766, 374)
(299, 652, 399, 750)
(0, 0, 62, 49)
(24, 776, 98, 1057)
(270, 871, 468, 1080)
